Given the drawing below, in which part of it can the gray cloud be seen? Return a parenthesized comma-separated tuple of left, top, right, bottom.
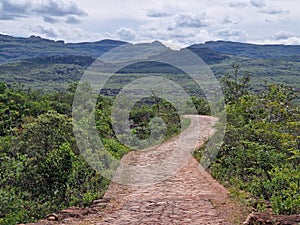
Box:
(28, 24, 58, 38)
(66, 16, 81, 24)
(265, 18, 272, 23)
(273, 31, 296, 40)
(222, 15, 240, 24)
(260, 7, 289, 15)
(250, 0, 266, 8)
(223, 16, 233, 24)
(0, 0, 28, 19)
(0, 0, 87, 21)
(0, 14, 24, 20)
(212, 28, 248, 42)
(0, 0, 28, 14)
(115, 27, 136, 41)
(146, 10, 168, 18)
(229, 1, 248, 8)
(34, 0, 87, 17)
(43, 16, 59, 24)
(174, 13, 211, 28)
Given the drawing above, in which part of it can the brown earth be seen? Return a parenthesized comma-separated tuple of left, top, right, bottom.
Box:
(243, 213, 300, 225)
(25, 115, 249, 225)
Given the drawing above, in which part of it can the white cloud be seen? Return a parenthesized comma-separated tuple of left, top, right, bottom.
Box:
(258, 37, 300, 45)
(24, 24, 104, 42)
(282, 37, 300, 45)
(0, 0, 299, 46)
(273, 31, 295, 40)
(26, 24, 59, 38)
(212, 28, 248, 42)
(115, 27, 137, 41)
(173, 13, 213, 29)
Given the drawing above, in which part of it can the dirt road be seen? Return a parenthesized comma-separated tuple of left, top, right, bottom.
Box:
(61, 115, 236, 224)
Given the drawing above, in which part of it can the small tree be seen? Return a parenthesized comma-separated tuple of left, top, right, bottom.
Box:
(221, 63, 250, 104)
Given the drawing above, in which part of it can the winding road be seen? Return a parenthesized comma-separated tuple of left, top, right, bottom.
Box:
(59, 115, 236, 224)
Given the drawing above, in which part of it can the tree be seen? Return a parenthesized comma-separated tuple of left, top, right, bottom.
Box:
(21, 111, 73, 157)
(221, 63, 250, 104)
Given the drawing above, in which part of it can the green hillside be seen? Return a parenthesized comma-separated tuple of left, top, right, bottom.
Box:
(0, 35, 299, 95)
(0, 34, 126, 64)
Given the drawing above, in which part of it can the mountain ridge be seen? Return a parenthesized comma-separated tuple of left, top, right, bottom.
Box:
(195, 40, 300, 59)
(2, 33, 300, 63)
(0, 34, 300, 92)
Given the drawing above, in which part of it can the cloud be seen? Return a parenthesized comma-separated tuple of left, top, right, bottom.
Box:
(0, 0, 28, 14)
(229, 1, 248, 8)
(115, 27, 136, 41)
(43, 16, 59, 24)
(260, 36, 300, 45)
(0, 0, 299, 47)
(24, 24, 105, 42)
(222, 15, 241, 24)
(0, 0, 28, 19)
(146, 10, 168, 18)
(264, 18, 272, 23)
(28, 24, 59, 38)
(260, 7, 289, 15)
(65, 16, 81, 24)
(34, 0, 87, 17)
(0, 0, 87, 21)
(282, 37, 300, 45)
(273, 31, 296, 40)
(173, 13, 212, 29)
(250, 0, 266, 8)
(212, 28, 248, 42)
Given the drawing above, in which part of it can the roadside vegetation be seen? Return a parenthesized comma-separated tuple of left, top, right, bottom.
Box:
(0, 81, 208, 224)
(195, 64, 300, 215)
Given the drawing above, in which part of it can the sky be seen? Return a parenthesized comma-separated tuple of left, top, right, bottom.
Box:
(0, 0, 299, 48)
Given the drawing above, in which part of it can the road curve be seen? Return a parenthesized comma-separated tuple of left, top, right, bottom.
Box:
(61, 115, 233, 224)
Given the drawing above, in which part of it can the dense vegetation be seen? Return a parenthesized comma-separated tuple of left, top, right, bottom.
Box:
(0, 82, 107, 224)
(0, 81, 209, 224)
(195, 64, 300, 215)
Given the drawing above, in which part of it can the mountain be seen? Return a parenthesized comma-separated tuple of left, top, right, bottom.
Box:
(0, 34, 127, 64)
(186, 45, 230, 64)
(192, 40, 300, 59)
(0, 34, 299, 93)
(0, 34, 229, 65)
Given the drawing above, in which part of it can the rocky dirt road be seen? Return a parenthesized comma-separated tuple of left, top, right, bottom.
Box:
(56, 115, 239, 225)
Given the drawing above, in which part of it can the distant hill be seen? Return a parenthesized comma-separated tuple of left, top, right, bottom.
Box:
(193, 40, 300, 59)
(0, 34, 299, 93)
(0, 34, 127, 64)
(186, 45, 230, 64)
(0, 55, 95, 91)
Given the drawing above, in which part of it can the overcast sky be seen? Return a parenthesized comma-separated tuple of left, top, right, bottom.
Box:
(0, 0, 299, 47)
